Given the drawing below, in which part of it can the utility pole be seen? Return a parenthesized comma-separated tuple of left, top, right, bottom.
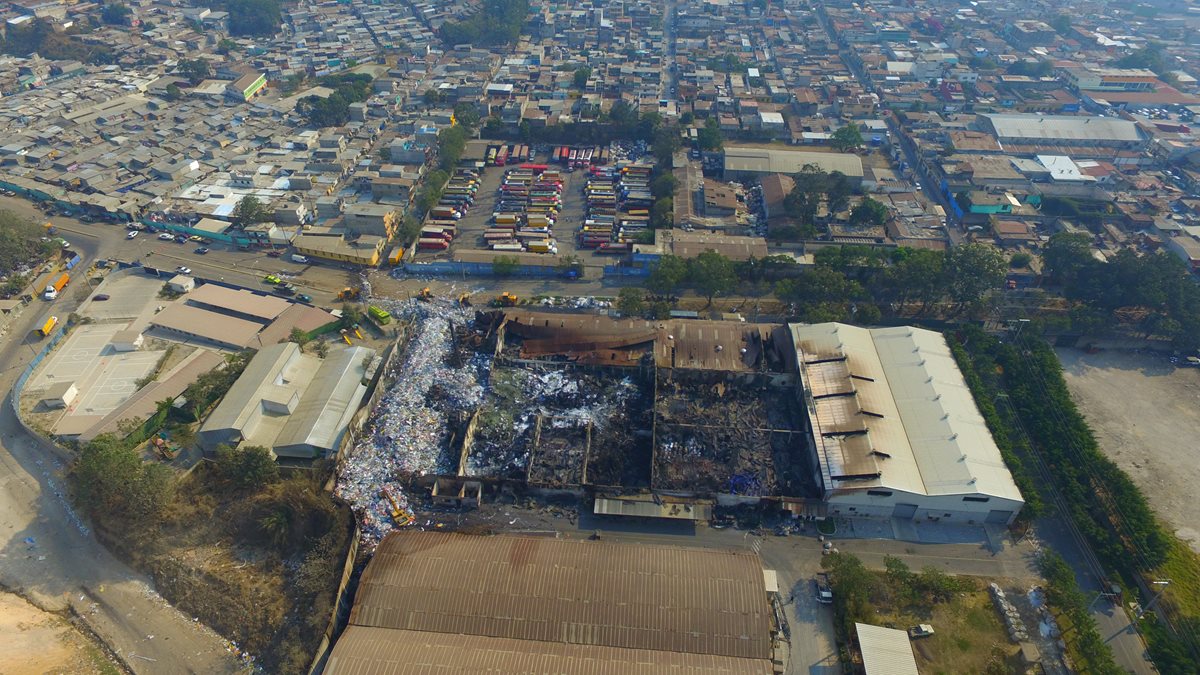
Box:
(1137, 580, 1171, 619)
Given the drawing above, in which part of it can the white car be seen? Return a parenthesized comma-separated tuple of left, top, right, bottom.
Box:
(125, 230, 138, 239)
(158, 232, 174, 240)
(175, 266, 191, 275)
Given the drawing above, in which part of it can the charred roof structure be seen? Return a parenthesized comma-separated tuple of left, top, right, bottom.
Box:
(420, 310, 817, 509)
(323, 531, 777, 675)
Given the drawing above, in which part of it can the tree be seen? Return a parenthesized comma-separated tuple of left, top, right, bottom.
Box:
(697, 118, 723, 151)
(822, 552, 875, 639)
(226, 0, 281, 37)
(396, 215, 422, 246)
(944, 242, 1006, 314)
(416, 169, 448, 215)
(647, 254, 687, 296)
(652, 124, 682, 167)
(216, 444, 279, 490)
(616, 287, 646, 317)
(437, 125, 469, 172)
(573, 66, 592, 89)
(884, 247, 945, 315)
(233, 195, 271, 225)
(423, 88, 444, 105)
(689, 250, 737, 305)
(825, 171, 853, 214)
(849, 197, 888, 226)
(452, 102, 481, 129)
(651, 174, 678, 200)
(492, 255, 519, 276)
(216, 38, 239, 55)
(1049, 13, 1071, 34)
(679, 111, 694, 125)
(557, 254, 584, 278)
(651, 198, 674, 228)
(176, 58, 210, 84)
(288, 326, 310, 347)
(439, 0, 529, 47)
(163, 83, 183, 100)
(1009, 252, 1033, 268)
(830, 122, 864, 152)
(72, 434, 174, 523)
(1042, 232, 1093, 285)
(100, 3, 132, 25)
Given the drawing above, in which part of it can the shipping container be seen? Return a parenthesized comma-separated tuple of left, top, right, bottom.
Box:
(418, 238, 450, 250)
(368, 306, 392, 325)
(388, 247, 404, 265)
(491, 242, 524, 252)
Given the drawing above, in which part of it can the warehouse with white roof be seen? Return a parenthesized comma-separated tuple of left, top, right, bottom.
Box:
(790, 323, 1024, 524)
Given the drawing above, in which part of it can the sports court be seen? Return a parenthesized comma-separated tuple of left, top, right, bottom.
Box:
(30, 323, 165, 417)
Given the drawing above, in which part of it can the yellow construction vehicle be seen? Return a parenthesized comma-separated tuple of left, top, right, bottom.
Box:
(417, 287, 433, 302)
(495, 291, 518, 307)
(381, 487, 415, 527)
(337, 287, 361, 301)
(457, 292, 472, 307)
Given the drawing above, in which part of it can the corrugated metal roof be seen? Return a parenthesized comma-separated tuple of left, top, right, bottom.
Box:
(149, 303, 263, 349)
(723, 147, 864, 177)
(324, 626, 773, 675)
(349, 532, 773, 660)
(273, 345, 373, 454)
(855, 623, 919, 675)
(791, 323, 1024, 504)
(983, 113, 1142, 142)
(187, 283, 291, 321)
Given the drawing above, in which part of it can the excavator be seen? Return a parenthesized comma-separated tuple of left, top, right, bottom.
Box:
(381, 486, 415, 527)
(494, 291, 518, 307)
(457, 292, 472, 307)
(337, 287, 361, 301)
(417, 287, 433, 302)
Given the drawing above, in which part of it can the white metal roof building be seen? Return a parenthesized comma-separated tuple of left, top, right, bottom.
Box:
(980, 113, 1146, 149)
(199, 342, 375, 458)
(855, 623, 919, 675)
(723, 147, 864, 179)
(790, 323, 1024, 524)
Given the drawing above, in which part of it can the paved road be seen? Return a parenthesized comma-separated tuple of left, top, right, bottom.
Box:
(0, 212, 240, 673)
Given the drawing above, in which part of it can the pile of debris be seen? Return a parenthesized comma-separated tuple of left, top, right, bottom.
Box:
(466, 367, 640, 480)
(335, 300, 489, 547)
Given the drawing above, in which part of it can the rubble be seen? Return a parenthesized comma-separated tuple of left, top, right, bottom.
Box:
(335, 300, 488, 548)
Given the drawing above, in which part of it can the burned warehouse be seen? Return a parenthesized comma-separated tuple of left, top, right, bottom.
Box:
(336, 303, 1022, 543)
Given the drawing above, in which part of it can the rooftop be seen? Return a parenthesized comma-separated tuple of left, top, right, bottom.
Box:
(149, 304, 263, 349)
(187, 284, 292, 322)
(982, 113, 1143, 143)
(333, 532, 773, 671)
(790, 323, 1023, 503)
(723, 146, 864, 178)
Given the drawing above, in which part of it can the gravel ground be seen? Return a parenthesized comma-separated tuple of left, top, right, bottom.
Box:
(1057, 347, 1200, 553)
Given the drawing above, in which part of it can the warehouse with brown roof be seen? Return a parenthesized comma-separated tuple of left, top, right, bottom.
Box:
(323, 532, 778, 674)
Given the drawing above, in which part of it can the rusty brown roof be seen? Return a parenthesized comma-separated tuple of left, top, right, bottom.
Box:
(348, 532, 772, 660)
(324, 626, 773, 675)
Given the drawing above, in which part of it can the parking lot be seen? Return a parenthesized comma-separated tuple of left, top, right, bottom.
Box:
(424, 163, 611, 270)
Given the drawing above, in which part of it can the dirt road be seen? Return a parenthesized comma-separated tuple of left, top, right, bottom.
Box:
(1058, 347, 1200, 553)
(0, 218, 240, 673)
(0, 590, 119, 674)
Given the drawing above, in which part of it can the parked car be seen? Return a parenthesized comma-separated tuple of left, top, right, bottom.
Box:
(158, 232, 174, 240)
(93, 294, 110, 301)
(263, 275, 282, 284)
(273, 285, 296, 296)
(297, 293, 312, 303)
(815, 573, 833, 604)
(175, 266, 191, 275)
(908, 624, 935, 639)
(194, 247, 210, 255)
(266, 250, 282, 257)
(126, 230, 138, 239)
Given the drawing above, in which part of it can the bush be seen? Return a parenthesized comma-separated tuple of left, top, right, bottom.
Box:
(216, 445, 280, 491)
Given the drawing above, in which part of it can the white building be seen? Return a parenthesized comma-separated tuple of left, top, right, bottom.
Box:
(790, 323, 1024, 525)
(198, 342, 375, 459)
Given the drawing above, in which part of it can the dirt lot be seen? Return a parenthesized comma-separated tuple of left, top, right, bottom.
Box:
(0, 591, 120, 675)
(1057, 348, 1200, 553)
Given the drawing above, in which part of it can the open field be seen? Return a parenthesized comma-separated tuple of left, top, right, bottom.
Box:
(1057, 348, 1200, 554)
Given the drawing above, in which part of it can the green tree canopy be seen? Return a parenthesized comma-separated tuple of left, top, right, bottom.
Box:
(688, 250, 737, 304)
(647, 254, 688, 296)
(101, 3, 132, 25)
(233, 195, 271, 225)
(573, 66, 592, 89)
(849, 197, 889, 226)
(176, 58, 211, 84)
(944, 242, 1006, 312)
(226, 0, 281, 37)
(616, 287, 646, 317)
(216, 444, 279, 490)
(697, 118, 723, 151)
(830, 122, 864, 152)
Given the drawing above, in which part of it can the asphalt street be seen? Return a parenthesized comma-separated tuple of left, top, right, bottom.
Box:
(0, 208, 240, 673)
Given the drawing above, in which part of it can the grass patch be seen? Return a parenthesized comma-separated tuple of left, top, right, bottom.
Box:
(1158, 538, 1200, 616)
(875, 591, 1019, 674)
(817, 518, 836, 535)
